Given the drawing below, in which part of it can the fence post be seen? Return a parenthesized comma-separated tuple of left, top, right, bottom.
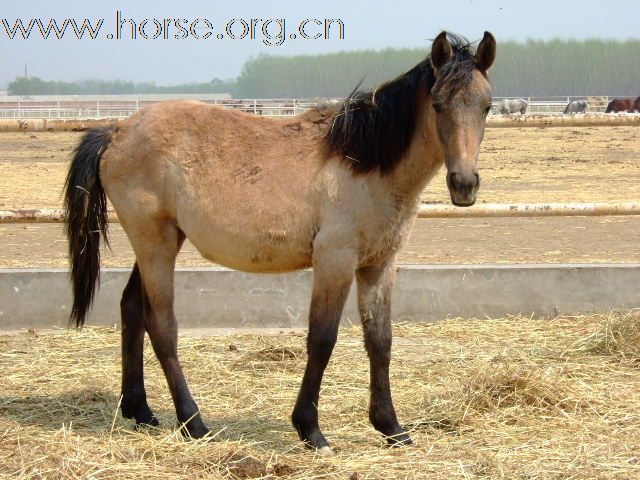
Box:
(97, 101, 100, 118)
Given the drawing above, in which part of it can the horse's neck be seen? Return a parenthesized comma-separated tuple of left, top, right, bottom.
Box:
(385, 107, 444, 205)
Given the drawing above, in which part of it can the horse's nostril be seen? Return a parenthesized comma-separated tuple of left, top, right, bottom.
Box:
(448, 171, 478, 190)
(447, 172, 460, 191)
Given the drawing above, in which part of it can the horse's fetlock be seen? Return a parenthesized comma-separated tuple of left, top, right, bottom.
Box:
(291, 405, 318, 431)
(121, 387, 148, 417)
(369, 405, 400, 435)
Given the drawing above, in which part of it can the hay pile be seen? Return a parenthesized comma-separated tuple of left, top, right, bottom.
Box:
(1, 311, 640, 479)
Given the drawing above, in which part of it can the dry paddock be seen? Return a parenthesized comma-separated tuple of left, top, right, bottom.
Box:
(1, 312, 640, 479)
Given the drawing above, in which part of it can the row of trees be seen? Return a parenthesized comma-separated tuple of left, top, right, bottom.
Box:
(7, 77, 234, 96)
(8, 38, 640, 97)
(492, 38, 640, 97)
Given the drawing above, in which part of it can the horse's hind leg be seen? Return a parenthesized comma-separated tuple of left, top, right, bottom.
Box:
(356, 258, 411, 447)
(128, 222, 210, 439)
(120, 263, 158, 426)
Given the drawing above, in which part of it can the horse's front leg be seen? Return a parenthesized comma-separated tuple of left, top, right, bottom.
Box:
(356, 258, 412, 446)
(291, 244, 357, 455)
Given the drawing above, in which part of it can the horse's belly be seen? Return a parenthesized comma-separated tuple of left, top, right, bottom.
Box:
(185, 224, 313, 273)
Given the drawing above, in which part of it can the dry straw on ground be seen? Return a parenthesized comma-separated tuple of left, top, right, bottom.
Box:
(1, 311, 640, 479)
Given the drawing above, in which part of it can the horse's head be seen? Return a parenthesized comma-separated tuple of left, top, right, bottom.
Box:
(430, 31, 496, 206)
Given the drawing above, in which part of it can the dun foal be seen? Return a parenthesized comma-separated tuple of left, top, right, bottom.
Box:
(65, 31, 496, 453)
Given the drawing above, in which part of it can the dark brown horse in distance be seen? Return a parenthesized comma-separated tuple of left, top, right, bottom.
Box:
(605, 98, 636, 112)
(64, 31, 496, 454)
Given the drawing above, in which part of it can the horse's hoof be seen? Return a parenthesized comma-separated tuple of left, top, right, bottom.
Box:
(179, 417, 211, 440)
(292, 418, 332, 454)
(122, 403, 159, 427)
(134, 415, 160, 428)
(317, 446, 335, 456)
(386, 432, 413, 448)
(298, 431, 332, 454)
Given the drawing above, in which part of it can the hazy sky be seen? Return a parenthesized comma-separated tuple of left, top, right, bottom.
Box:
(1, 0, 638, 87)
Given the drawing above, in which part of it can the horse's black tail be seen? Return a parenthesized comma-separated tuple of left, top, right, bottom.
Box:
(63, 126, 114, 328)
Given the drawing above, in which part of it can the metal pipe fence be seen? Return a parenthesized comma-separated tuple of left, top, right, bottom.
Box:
(2, 202, 639, 224)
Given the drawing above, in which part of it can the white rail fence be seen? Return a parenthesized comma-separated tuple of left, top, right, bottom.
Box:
(1, 202, 639, 224)
(0, 99, 320, 120)
(0, 96, 631, 120)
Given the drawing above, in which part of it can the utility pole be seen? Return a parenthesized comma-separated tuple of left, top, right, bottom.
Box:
(24, 64, 28, 78)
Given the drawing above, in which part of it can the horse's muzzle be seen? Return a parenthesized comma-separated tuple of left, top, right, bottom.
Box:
(447, 171, 479, 207)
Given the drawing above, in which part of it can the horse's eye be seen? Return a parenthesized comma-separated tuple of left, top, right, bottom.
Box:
(433, 102, 443, 113)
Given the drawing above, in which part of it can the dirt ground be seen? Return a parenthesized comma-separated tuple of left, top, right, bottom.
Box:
(0, 126, 639, 267)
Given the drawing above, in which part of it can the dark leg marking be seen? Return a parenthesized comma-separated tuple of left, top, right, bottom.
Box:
(357, 260, 412, 447)
(291, 247, 356, 454)
(120, 263, 158, 427)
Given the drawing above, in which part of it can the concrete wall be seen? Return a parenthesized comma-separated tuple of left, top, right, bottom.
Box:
(1, 265, 639, 330)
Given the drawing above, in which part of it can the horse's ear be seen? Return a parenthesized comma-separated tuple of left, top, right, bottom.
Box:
(476, 31, 496, 72)
(431, 31, 453, 71)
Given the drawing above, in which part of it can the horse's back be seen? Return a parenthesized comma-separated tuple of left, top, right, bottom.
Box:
(499, 98, 527, 114)
(606, 98, 634, 112)
(100, 101, 329, 272)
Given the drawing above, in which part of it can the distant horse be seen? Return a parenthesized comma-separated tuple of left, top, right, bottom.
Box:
(499, 98, 528, 114)
(563, 100, 588, 114)
(605, 98, 635, 113)
(64, 31, 496, 453)
(634, 97, 640, 112)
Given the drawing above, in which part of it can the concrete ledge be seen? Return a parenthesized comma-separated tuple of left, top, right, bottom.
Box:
(1, 265, 639, 329)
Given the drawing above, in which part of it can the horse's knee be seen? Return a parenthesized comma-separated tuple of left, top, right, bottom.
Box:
(306, 327, 338, 358)
(364, 335, 392, 361)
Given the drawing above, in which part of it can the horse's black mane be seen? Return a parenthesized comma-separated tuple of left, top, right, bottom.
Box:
(324, 33, 478, 175)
